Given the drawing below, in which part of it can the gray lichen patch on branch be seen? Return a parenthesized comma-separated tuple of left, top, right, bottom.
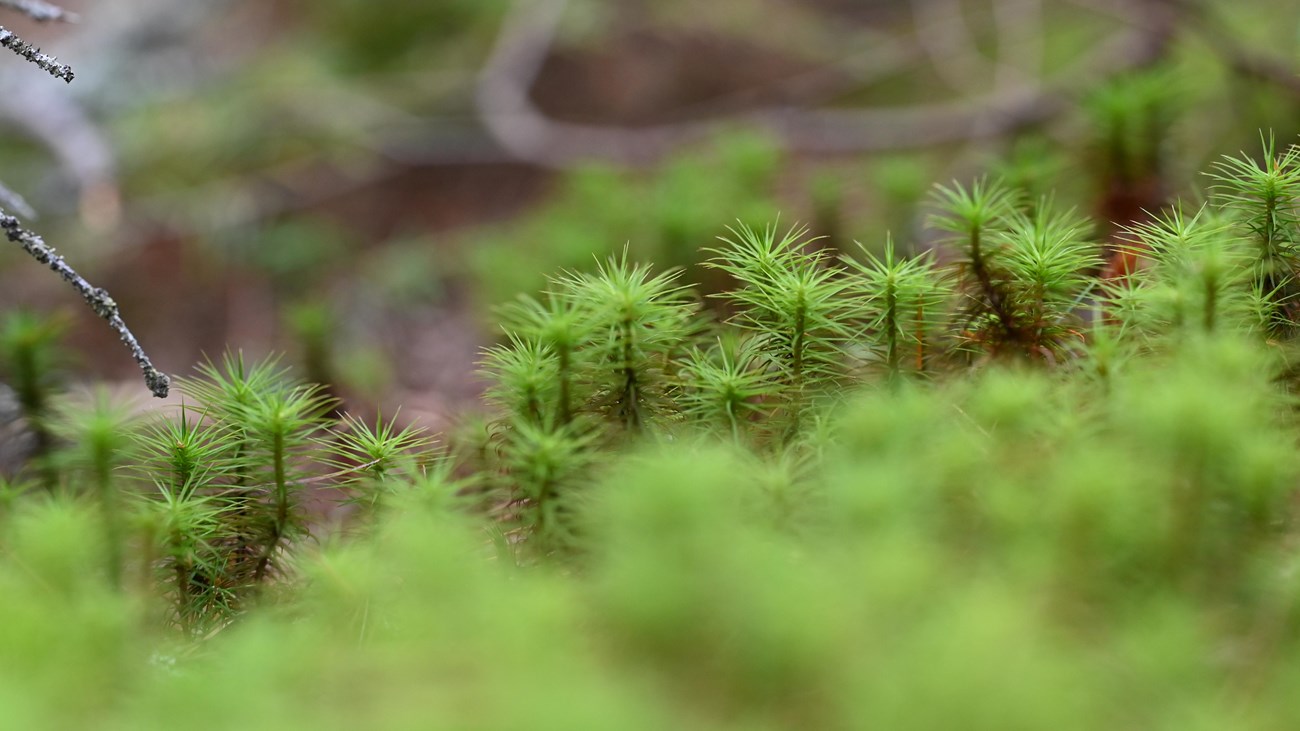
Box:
(0, 210, 170, 398)
(0, 25, 73, 82)
(0, 0, 78, 23)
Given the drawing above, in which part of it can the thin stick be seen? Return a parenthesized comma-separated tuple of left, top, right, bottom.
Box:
(0, 209, 169, 397)
(0, 25, 72, 82)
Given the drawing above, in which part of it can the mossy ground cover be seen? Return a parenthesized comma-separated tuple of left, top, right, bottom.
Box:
(4, 140, 1300, 728)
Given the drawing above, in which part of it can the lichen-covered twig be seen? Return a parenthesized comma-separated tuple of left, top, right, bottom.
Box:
(0, 210, 169, 397)
(0, 0, 77, 23)
(0, 25, 73, 82)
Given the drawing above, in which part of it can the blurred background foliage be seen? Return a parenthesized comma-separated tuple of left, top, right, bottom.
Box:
(1, 0, 1300, 425)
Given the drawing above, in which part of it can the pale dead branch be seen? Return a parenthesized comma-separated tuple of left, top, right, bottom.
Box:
(476, 0, 1174, 168)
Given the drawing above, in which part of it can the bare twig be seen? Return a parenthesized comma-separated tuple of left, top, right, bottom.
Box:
(0, 210, 169, 397)
(0, 25, 71, 81)
(0, 0, 77, 23)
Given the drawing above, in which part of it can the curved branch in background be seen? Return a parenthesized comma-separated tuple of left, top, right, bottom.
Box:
(477, 0, 1175, 168)
(649, 38, 925, 125)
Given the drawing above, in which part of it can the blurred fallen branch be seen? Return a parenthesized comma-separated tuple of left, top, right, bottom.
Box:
(1225, 50, 1300, 97)
(1171, 0, 1300, 99)
(991, 0, 1044, 88)
(142, 0, 1180, 234)
(648, 38, 925, 124)
(477, 0, 1174, 167)
(911, 0, 993, 93)
(0, 179, 35, 219)
(937, 0, 1047, 188)
(0, 0, 77, 23)
(0, 78, 118, 227)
